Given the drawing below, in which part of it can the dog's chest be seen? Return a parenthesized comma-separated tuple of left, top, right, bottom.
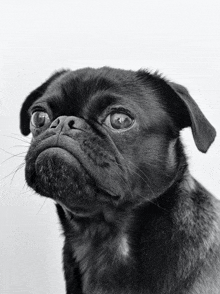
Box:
(72, 225, 132, 293)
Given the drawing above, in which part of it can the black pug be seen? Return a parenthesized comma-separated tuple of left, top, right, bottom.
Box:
(20, 67, 220, 294)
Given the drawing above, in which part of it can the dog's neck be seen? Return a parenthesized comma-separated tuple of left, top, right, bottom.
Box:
(57, 169, 219, 294)
(59, 203, 134, 293)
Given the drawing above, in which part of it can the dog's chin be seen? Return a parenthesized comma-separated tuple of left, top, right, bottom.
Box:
(35, 147, 80, 171)
(26, 147, 101, 212)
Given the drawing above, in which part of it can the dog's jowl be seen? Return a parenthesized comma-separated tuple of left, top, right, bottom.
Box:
(20, 67, 220, 294)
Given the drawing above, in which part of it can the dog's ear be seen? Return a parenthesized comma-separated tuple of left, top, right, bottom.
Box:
(20, 70, 68, 136)
(169, 82, 216, 153)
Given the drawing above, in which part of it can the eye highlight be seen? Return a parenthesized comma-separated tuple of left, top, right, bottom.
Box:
(104, 112, 134, 131)
(30, 111, 50, 129)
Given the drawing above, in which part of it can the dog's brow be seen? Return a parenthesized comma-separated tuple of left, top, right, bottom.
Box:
(89, 94, 121, 116)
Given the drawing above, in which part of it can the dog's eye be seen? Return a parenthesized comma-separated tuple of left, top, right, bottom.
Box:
(30, 111, 50, 129)
(105, 113, 134, 130)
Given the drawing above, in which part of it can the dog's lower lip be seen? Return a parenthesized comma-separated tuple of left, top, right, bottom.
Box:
(35, 147, 80, 168)
(33, 136, 82, 163)
(37, 146, 77, 159)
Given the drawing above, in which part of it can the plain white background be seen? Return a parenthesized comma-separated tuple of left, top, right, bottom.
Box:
(0, 1, 220, 293)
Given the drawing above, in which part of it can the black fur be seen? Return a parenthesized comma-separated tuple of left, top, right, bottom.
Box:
(20, 67, 219, 294)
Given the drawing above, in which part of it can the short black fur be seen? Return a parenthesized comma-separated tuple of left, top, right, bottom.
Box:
(20, 67, 219, 294)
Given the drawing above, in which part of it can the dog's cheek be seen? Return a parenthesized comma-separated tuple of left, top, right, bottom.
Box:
(127, 136, 178, 200)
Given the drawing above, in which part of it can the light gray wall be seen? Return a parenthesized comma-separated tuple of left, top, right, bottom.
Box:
(0, 1, 220, 293)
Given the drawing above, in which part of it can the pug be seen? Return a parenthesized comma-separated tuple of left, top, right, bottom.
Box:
(20, 67, 220, 294)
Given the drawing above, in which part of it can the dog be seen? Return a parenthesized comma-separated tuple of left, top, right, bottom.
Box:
(20, 67, 220, 294)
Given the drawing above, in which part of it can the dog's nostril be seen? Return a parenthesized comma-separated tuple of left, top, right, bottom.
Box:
(68, 120, 75, 129)
(50, 118, 60, 129)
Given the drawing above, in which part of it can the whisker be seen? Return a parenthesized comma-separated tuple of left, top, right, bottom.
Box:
(116, 160, 153, 188)
(10, 163, 25, 185)
(19, 187, 32, 195)
(9, 145, 29, 149)
(11, 132, 27, 137)
(0, 147, 26, 157)
(2, 134, 31, 144)
(127, 157, 171, 178)
(113, 160, 168, 211)
(110, 168, 135, 200)
(36, 198, 48, 215)
(128, 165, 157, 200)
(1, 163, 25, 182)
(0, 151, 26, 165)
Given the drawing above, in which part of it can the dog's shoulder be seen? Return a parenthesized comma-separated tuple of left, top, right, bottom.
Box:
(187, 183, 220, 294)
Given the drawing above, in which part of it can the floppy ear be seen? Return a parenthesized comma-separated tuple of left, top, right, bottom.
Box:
(169, 82, 216, 153)
(20, 70, 68, 136)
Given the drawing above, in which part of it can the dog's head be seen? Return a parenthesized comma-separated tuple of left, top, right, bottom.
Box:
(20, 67, 216, 218)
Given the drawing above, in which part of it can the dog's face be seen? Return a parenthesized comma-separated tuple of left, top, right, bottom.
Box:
(20, 67, 216, 218)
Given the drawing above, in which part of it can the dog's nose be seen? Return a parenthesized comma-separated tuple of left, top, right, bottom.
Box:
(50, 116, 84, 131)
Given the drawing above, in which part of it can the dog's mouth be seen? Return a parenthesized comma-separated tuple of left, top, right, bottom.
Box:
(35, 146, 120, 197)
(35, 147, 83, 178)
(25, 138, 125, 214)
(35, 147, 80, 169)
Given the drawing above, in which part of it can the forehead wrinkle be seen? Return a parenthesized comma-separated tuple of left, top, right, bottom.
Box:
(58, 74, 115, 117)
(84, 92, 122, 118)
(45, 78, 87, 117)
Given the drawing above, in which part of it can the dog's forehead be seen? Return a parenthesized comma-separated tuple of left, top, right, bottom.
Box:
(46, 67, 142, 99)
(34, 67, 166, 123)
